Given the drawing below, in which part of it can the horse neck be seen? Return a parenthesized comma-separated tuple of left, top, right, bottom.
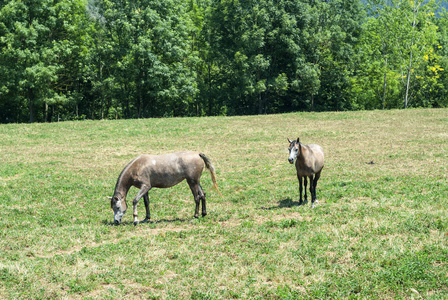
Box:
(113, 172, 132, 198)
(297, 143, 308, 158)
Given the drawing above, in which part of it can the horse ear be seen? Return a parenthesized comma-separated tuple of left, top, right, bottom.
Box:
(287, 138, 292, 143)
(296, 137, 300, 143)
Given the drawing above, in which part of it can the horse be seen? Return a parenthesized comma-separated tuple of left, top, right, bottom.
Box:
(287, 137, 324, 208)
(108, 151, 221, 225)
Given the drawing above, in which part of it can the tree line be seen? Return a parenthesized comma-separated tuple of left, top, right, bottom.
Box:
(1, 0, 447, 123)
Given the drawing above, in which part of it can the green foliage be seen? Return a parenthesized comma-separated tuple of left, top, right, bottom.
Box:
(351, 0, 445, 109)
(0, 0, 91, 123)
(433, 9, 448, 107)
(84, 0, 200, 119)
(1, 0, 448, 123)
(205, 0, 363, 114)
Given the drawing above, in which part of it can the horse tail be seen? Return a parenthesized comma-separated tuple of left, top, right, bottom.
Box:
(199, 153, 222, 196)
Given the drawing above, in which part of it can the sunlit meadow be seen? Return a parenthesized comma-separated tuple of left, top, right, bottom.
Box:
(0, 108, 447, 299)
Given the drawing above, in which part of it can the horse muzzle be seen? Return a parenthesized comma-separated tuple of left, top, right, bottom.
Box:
(113, 210, 125, 225)
(288, 158, 294, 164)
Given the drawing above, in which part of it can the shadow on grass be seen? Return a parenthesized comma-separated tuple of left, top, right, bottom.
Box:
(102, 218, 188, 226)
(257, 197, 305, 210)
(150, 218, 187, 225)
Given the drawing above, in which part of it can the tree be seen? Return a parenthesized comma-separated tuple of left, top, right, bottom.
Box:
(351, 2, 402, 109)
(92, 0, 199, 118)
(0, 0, 90, 122)
(205, 0, 364, 114)
(393, 0, 439, 108)
(206, 0, 309, 114)
(431, 8, 448, 108)
(354, 0, 441, 109)
(302, 0, 364, 111)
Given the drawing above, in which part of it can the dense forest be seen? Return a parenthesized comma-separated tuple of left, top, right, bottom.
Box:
(1, 0, 447, 123)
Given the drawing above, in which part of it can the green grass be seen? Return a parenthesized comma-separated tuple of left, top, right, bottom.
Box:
(0, 108, 447, 299)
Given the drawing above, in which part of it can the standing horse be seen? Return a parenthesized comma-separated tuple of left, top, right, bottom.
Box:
(287, 138, 324, 208)
(108, 151, 221, 225)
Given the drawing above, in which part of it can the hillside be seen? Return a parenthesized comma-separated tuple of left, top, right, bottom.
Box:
(0, 109, 447, 298)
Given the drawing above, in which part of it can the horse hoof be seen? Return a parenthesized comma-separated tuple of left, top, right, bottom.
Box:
(133, 221, 139, 226)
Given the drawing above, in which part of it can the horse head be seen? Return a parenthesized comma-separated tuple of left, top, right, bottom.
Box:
(108, 195, 127, 225)
(287, 137, 300, 164)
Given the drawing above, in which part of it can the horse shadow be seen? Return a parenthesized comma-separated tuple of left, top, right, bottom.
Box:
(257, 197, 306, 210)
(102, 218, 188, 226)
(151, 218, 187, 225)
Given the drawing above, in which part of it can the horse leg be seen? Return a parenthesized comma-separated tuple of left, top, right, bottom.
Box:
(187, 179, 201, 218)
(133, 185, 151, 226)
(309, 175, 315, 208)
(303, 176, 308, 203)
(312, 171, 321, 207)
(140, 192, 151, 223)
(199, 183, 207, 217)
(298, 175, 303, 205)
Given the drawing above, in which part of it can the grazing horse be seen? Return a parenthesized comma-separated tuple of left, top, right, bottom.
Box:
(108, 151, 221, 225)
(287, 138, 324, 208)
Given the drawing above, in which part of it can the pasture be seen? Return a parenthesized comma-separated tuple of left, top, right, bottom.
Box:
(0, 108, 447, 299)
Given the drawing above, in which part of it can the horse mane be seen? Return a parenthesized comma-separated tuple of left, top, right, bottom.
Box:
(114, 155, 140, 196)
(296, 137, 303, 155)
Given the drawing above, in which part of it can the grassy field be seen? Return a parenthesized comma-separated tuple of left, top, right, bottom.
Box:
(0, 108, 447, 299)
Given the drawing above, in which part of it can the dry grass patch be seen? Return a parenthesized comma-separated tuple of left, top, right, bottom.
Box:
(0, 109, 447, 299)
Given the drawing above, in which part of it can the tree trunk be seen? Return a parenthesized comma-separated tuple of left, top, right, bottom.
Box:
(207, 63, 212, 115)
(44, 102, 48, 122)
(310, 94, 315, 112)
(404, 69, 411, 108)
(403, 2, 419, 109)
(403, 23, 414, 109)
(28, 88, 34, 123)
(382, 57, 387, 109)
(137, 94, 142, 118)
(99, 63, 104, 119)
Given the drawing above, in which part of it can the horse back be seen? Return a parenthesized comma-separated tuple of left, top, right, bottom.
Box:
(137, 152, 205, 188)
(308, 144, 324, 172)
